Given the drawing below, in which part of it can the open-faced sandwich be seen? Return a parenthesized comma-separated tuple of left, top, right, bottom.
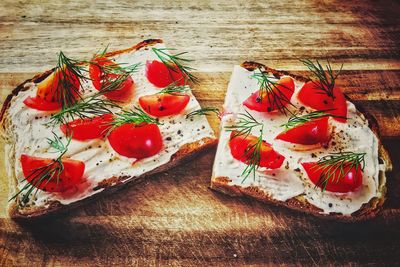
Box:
(211, 60, 392, 220)
(1, 39, 216, 219)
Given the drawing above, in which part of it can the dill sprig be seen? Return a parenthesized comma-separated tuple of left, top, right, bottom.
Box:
(48, 50, 139, 127)
(9, 133, 71, 206)
(281, 110, 346, 130)
(186, 107, 220, 119)
(225, 111, 264, 181)
(98, 72, 132, 94)
(152, 47, 198, 84)
(95, 44, 110, 58)
(55, 51, 88, 108)
(252, 69, 294, 115)
(91, 58, 141, 94)
(88, 45, 141, 94)
(46, 132, 70, 156)
(99, 61, 141, 76)
(91, 45, 140, 76)
(240, 135, 263, 182)
(301, 59, 343, 100)
(47, 93, 120, 126)
(159, 84, 190, 96)
(225, 110, 263, 138)
(312, 152, 366, 191)
(111, 107, 160, 128)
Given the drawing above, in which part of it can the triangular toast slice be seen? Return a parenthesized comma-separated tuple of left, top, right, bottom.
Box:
(211, 61, 391, 221)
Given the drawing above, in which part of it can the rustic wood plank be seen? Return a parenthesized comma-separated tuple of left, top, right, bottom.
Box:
(0, 0, 399, 72)
(0, 0, 400, 266)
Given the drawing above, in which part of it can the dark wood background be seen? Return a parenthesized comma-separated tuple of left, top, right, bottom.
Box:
(0, 0, 400, 266)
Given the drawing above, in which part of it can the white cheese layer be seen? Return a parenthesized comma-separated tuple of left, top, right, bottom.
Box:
(213, 65, 382, 215)
(7, 43, 215, 207)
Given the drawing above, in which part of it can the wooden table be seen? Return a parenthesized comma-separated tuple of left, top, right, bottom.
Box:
(1, 1, 400, 266)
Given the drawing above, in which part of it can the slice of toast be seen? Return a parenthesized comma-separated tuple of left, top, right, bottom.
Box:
(210, 61, 392, 221)
(1, 39, 217, 219)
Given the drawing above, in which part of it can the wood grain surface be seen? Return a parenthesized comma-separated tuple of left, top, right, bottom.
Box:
(1, 0, 400, 266)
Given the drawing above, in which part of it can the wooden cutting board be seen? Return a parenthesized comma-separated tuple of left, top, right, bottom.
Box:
(1, 0, 400, 266)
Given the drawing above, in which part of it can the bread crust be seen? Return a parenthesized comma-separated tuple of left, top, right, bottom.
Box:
(1, 39, 217, 220)
(210, 61, 392, 222)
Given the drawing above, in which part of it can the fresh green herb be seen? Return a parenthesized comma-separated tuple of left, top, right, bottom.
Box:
(46, 132, 70, 156)
(111, 107, 160, 128)
(225, 111, 264, 182)
(98, 71, 131, 94)
(252, 69, 294, 115)
(300, 59, 343, 100)
(186, 107, 220, 119)
(158, 84, 190, 96)
(312, 152, 366, 191)
(95, 44, 110, 58)
(91, 44, 140, 75)
(152, 47, 198, 84)
(225, 110, 263, 139)
(98, 61, 141, 76)
(48, 48, 140, 127)
(240, 134, 263, 183)
(92, 59, 141, 94)
(9, 133, 71, 206)
(87, 44, 141, 94)
(281, 110, 346, 130)
(54, 51, 88, 108)
(47, 93, 120, 127)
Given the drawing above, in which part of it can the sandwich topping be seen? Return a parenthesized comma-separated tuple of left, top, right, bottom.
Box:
(213, 61, 383, 215)
(5, 42, 214, 209)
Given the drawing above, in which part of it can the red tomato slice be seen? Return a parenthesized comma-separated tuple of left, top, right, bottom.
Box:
(275, 117, 331, 145)
(60, 113, 113, 141)
(23, 96, 62, 111)
(20, 154, 85, 193)
(89, 57, 134, 102)
(302, 162, 362, 193)
(243, 77, 295, 113)
(145, 60, 185, 88)
(139, 93, 190, 117)
(36, 68, 81, 103)
(108, 123, 163, 159)
(297, 81, 347, 122)
(229, 131, 285, 169)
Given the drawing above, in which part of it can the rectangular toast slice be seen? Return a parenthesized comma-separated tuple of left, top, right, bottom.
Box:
(1, 39, 217, 219)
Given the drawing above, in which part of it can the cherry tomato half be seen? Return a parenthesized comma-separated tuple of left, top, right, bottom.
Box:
(275, 117, 331, 145)
(36, 68, 81, 103)
(297, 81, 347, 122)
(229, 131, 285, 169)
(89, 57, 134, 102)
(60, 113, 113, 141)
(108, 123, 163, 159)
(243, 76, 295, 113)
(139, 93, 190, 117)
(23, 96, 62, 111)
(302, 161, 362, 193)
(146, 60, 185, 88)
(20, 154, 85, 193)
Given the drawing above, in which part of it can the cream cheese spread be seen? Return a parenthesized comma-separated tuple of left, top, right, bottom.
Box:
(212, 65, 382, 215)
(7, 43, 215, 207)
